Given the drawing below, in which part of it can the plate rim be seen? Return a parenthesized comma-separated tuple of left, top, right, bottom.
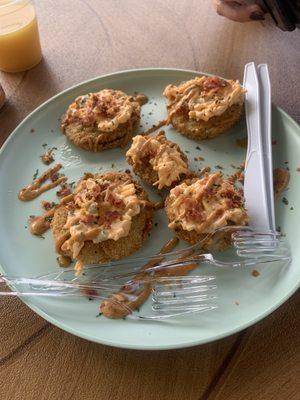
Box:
(1, 67, 299, 350)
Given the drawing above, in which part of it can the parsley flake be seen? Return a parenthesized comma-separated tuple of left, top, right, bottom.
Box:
(33, 169, 39, 180)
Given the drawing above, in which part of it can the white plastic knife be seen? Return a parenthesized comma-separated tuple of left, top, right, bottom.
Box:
(243, 62, 274, 231)
(257, 63, 276, 231)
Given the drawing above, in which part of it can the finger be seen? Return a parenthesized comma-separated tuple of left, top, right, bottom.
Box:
(213, 1, 265, 22)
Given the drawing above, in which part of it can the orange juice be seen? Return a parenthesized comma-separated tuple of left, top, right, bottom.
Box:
(0, 0, 42, 72)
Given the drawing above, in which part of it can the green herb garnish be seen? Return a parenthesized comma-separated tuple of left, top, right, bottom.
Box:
(33, 169, 39, 180)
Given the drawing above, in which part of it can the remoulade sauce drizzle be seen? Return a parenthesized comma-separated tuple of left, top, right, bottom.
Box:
(29, 208, 55, 235)
(29, 194, 74, 237)
(18, 164, 67, 201)
(99, 236, 197, 319)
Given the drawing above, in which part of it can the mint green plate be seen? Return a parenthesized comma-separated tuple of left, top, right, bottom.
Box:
(0, 68, 299, 350)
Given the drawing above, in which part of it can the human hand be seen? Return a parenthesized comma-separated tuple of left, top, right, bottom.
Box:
(213, 0, 266, 22)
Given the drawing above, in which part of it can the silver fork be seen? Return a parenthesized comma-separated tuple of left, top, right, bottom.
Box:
(0, 275, 217, 319)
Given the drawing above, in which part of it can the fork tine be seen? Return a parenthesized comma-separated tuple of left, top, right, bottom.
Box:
(153, 285, 217, 297)
(152, 302, 217, 311)
(136, 305, 217, 319)
(150, 275, 217, 316)
(234, 240, 289, 250)
(232, 230, 280, 239)
(236, 248, 290, 258)
(233, 235, 283, 244)
(153, 295, 217, 307)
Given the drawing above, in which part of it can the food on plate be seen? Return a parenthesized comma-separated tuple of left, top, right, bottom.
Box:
(99, 236, 197, 319)
(40, 148, 55, 165)
(126, 130, 190, 189)
(163, 75, 245, 140)
(165, 172, 248, 248)
(61, 89, 147, 152)
(18, 163, 67, 201)
(273, 168, 290, 200)
(50, 171, 153, 271)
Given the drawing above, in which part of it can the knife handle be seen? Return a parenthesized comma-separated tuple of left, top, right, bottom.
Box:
(257, 64, 276, 231)
(243, 62, 271, 230)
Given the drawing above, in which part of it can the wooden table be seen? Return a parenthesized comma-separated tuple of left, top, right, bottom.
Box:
(0, 1, 299, 399)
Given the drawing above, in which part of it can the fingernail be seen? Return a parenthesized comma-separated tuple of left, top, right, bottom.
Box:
(250, 12, 265, 21)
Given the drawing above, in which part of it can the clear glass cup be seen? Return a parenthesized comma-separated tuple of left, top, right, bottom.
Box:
(0, 0, 42, 72)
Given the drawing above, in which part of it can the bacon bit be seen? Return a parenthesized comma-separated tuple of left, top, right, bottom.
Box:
(172, 187, 181, 197)
(203, 76, 224, 90)
(220, 187, 243, 208)
(80, 215, 96, 224)
(92, 185, 101, 196)
(41, 201, 53, 211)
(56, 185, 71, 198)
(99, 183, 109, 192)
(134, 94, 148, 106)
(104, 210, 121, 223)
(237, 172, 244, 183)
(251, 269, 260, 277)
(50, 172, 60, 182)
(228, 166, 244, 186)
(215, 208, 224, 217)
(183, 198, 203, 222)
(272, 140, 277, 145)
(107, 193, 125, 208)
(177, 102, 189, 114)
(40, 149, 55, 165)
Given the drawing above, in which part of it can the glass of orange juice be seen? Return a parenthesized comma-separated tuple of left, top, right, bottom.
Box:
(0, 0, 42, 72)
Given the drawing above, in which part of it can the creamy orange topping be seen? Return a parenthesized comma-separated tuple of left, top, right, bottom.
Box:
(164, 76, 245, 122)
(61, 176, 142, 258)
(62, 89, 141, 132)
(126, 132, 189, 189)
(168, 172, 248, 233)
